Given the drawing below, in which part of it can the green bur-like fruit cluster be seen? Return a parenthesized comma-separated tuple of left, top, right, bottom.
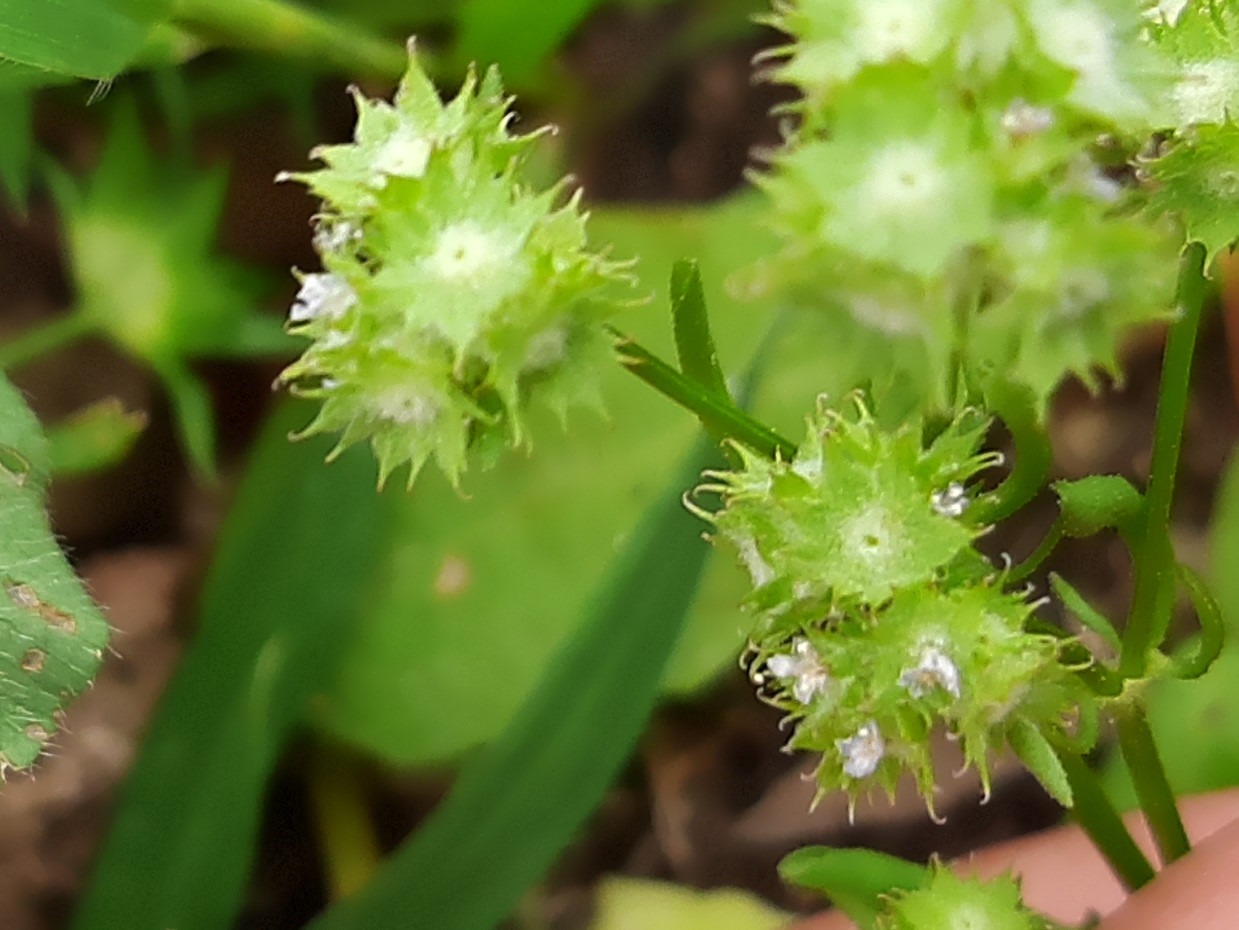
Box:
(278, 46, 630, 487)
(878, 866, 1060, 930)
(696, 398, 1083, 809)
(752, 0, 1180, 406)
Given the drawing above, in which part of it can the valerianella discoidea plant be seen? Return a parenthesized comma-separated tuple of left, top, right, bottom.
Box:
(277, 45, 631, 487)
(693, 396, 1088, 812)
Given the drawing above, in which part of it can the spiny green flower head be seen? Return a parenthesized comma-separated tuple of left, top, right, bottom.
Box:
(975, 194, 1177, 396)
(757, 64, 994, 280)
(1144, 3, 1239, 261)
(697, 394, 1000, 634)
(277, 44, 631, 488)
(762, 0, 1167, 132)
(697, 395, 1084, 808)
(52, 103, 285, 476)
(876, 866, 1061, 930)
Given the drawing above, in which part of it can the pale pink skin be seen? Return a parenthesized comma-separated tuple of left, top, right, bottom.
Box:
(786, 789, 1239, 930)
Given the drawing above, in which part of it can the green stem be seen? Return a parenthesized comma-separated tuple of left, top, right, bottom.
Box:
(608, 327, 796, 461)
(1007, 517, 1063, 583)
(1060, 752, 1155, 890)
(170, 0, 407, 80)
(970, 380, 1052, 525)
(305, 747, 381, 901)
(1116, 708, 1190, 865)
(1121, 242, 1208, 677)
(0, 312, 97, 371)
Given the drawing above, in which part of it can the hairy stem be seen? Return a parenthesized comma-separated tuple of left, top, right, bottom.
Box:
(0, 312, 97, 371)
(1060, 752, 1156, 890)
(1121, 242, 1207, 676)
(171, 0, 407, 79)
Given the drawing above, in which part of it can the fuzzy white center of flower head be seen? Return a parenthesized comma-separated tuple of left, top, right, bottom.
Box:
(838, 721, 885, 779)
(863, 143, 947, 216)
(371, 387, 439, 426)
(931, 482, 968, 518)
(900, 642, 962, 698)
(425, 221, 515, 282)
(855, 1, 940, 61)
(766, 637, 830, 704)
(373, 127, 432, 180)
(290, 273, 357, 323)
(843, 504, 894, 564)
(1173, 60, 1239, 126)
(1001, 100, 1055, 137)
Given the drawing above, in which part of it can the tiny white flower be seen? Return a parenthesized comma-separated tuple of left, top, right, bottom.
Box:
(930, 482, 968, 518)
(766, 637, 830, 705)
(1001, 100, 1054, 138)
(837, 721, 885, 779)
(900, 642, 962, 698)
(290, 273, 358, 324)
(314, 219, 361, 254)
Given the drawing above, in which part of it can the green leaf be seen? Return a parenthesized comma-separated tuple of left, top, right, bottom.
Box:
(589, 878, 789, 930)
(0, 0, 170, 79)
(46, 398, 146, 476)
(1146, 121, 1239, 263)
(1050, 573, 1121, 653)
(73, 400, 392, 930)
(1053, 474, 1143, 538)
(1008, 716, 1072, 807)
(778, 846, 926, 930)
(0, 88, 31, 205)
(0, 374, 109, 771)
(306, 431, 722, 930)
(670, 259, 730, 400)
(456, 0, 599, 86)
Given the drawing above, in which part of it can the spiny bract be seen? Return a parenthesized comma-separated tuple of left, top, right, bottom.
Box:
(277, 44, 631, 488)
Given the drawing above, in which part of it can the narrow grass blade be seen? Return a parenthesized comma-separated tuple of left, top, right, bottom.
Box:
(73, 400, 392, 930)
(308, 432, 723, 930)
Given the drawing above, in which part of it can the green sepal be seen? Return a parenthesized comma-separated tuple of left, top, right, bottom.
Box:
(877, 865, 1060, 930)
(1007, 716, 1073, 808)
(1053, 474, 1143, 538)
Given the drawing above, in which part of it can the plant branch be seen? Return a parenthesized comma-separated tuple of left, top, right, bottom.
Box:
(1060, 751, 1156, 890)
(0, 312, 97, 372)
(970, 380, 1052, 525)
(608, 326, 796, 461)
(306, 747, 381, 902)
(170, 0, 408, 80)
(1121, 242, 1208, 677)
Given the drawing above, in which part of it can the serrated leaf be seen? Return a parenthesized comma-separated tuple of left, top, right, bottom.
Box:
(306, 431, 722, 930)
(1053, 474, 1142, 538)
(778, 846, 926, 930)
(1146, 122, 1239, 262)
(73, 401, 392, 930)
(0, 374, 108, 771)
(46, 398, 146, 476)
(1008, 716, 1072, 807)
(0, 0, 170, 79)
